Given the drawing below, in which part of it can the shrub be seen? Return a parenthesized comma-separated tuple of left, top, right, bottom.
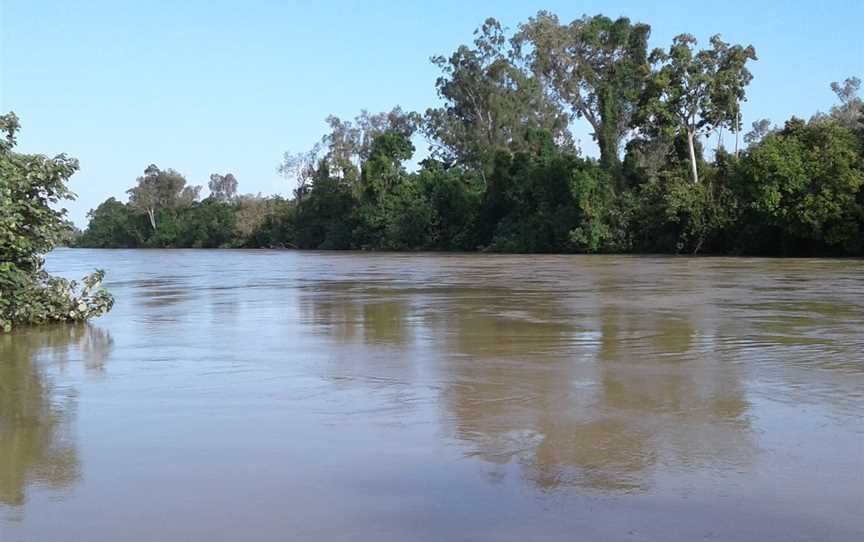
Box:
(0, 112, 113, 332)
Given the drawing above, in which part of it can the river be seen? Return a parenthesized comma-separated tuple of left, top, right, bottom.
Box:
(1, 249, 862, 541)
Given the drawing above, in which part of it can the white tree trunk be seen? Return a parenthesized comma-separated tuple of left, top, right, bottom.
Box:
(147, 208, 157, 230)
(686, 130, 699, 184)
(734, 104, 740, 158)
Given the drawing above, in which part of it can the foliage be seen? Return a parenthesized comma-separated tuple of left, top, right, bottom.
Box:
(828, 77, 863, 131)
(291, 163, 358, 249)
(424, 18, 572, 179)
(731, 117, 864, 255)
(516, 12, 651, 172)
(77, 198, 146, 248)
(173, 200, 237, 248)
(71, 12, 862, 259)
(636, 34, 757, 183)
(0, 113, 113, 332)
(208, 173, 239, 202)
(126, 164, 200, 230)
(631, 171, 732, 254)
(235, 196, 294, 248)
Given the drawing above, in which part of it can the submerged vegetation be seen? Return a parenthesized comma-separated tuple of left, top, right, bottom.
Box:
(0, 114, 114, 332)
(57, 14, 864, 255)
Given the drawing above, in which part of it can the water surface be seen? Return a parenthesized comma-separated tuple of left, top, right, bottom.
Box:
(2, 250, 863, 541)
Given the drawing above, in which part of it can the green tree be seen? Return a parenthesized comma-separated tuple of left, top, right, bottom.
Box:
(241, 197, 296, 249)
(631, 172, 732, 254)
(361, 130, 415, 197)
(316, 107, 420, 183)
(279, 108, 420, 198)
(828, 77, 863, 131)
(0, 113, 113, 332)
(77, 198, 147, 248)
(415, 161, 483, 250)
(425, 18, 572, 181)
(515, 12, 651, 173)
(744, 118, 772, 146)
(208, 173, 239, 202)
(174, 200, 237, 248)
(637, 34, 756, 184)
(292, 162, 358, 249)
(279, 144, 322, 204)
(476, 136, 614, 253)
(733, 117, 864, 254)
(126, 164, 199, 230)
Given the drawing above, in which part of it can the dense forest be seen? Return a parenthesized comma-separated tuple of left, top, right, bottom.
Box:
(76, 13, 864, 256)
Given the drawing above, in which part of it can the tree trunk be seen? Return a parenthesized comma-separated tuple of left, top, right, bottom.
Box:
(592, 96, 621, 176)
(734, 104, 740, 158)
(147, 208, 157, 230)
(686, 130, 699, 184)
(597, 133, 621, 175)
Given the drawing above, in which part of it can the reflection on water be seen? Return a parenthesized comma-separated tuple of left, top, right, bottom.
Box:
(299, 278, 757, 494)
(0, 325, 113, 507)
(2, 250, 862, 541)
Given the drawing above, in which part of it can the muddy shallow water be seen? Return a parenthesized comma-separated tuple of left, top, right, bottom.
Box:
(2, 249, 862, 541)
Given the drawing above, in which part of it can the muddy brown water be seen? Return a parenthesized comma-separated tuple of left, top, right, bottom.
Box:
(1, 249, 862, 541)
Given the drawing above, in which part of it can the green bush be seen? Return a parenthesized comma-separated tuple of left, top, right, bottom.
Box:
(0, 113, 113, 332)
(731, 118, 864, 255)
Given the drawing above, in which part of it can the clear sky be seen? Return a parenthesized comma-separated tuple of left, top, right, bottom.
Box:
(2, 0, 862, 226)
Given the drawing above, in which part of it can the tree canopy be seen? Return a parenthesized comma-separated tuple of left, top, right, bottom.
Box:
(71, 11, 862, 258)
(515, 12, 651, 172)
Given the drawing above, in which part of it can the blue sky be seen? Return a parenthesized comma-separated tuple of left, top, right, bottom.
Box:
(2, 0, 862, 226)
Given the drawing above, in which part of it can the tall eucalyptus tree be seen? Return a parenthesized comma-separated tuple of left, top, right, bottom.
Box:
(127, 165, 199, 230)
(424, 18, 571, 182)
(515, 12, 651, 173)
(636, 34, 756, 183)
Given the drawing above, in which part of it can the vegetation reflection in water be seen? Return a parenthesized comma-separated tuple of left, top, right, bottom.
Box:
(2, 250, 862, 541)
(296, 274, 758, 493)
(0, 324, 113, 508)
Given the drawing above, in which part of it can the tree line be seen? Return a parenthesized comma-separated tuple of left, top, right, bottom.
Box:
(76, 13, 864, 256)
